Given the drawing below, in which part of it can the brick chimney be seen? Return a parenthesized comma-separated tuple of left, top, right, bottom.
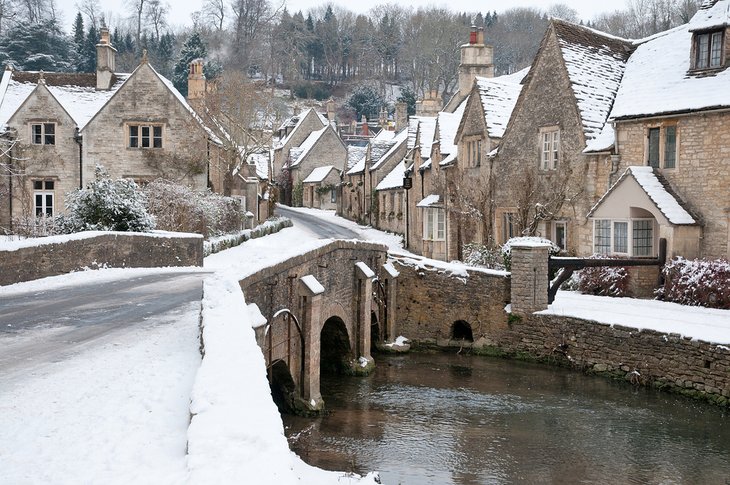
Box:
(96, 27, 116, 91)
(415, 90, 442, 117)
(458, 26, 493, 100)
(361, 115, 369, 136)
(187, 58, 206, 101)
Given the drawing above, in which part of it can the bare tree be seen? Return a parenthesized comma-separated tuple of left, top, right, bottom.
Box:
(126, 0, 145, 53)
(229, 0, 282, 70)
(547, 3, 580, 22)
(146, 0, 167, 41)
(203, 0, 226, 31)
(0, 0, 20, 36)
(76, 0, 100, 29)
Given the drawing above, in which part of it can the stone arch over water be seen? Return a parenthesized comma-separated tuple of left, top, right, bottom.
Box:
(268, 359, 296, 413)
(451, 320, 474, 342)
(320, 316, 352, 376)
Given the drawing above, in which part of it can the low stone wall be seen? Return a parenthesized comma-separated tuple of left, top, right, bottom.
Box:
(0, 231, 203, 286)
(391, 256, 511, 347)
(393, 255, 730, 406)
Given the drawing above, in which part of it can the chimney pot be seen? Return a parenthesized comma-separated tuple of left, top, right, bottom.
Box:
(469, 25, 477, 44)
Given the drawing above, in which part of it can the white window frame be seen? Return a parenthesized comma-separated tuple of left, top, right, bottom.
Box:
(33, 180, 55, 216)
(128, 124, 163, 149)
(593, 218, 655, 257)
(539, 127, 559, 171)
(31, 122, 56, 145)
(423, 207, 445, 241)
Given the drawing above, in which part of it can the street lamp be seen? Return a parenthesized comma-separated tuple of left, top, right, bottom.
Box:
(403, 168, 413, 249)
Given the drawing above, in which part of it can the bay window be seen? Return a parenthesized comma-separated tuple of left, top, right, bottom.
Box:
(593, 219, 655, 257)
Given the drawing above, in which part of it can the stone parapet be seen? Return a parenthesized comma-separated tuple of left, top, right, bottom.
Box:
(510, 243, 550, 314)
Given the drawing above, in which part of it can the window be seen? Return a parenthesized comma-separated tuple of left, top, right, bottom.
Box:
(465, 138, 482, 167)
(502, 212, 518, 243)
(646, 125, 678, 169)
(695, 30, 724, 69)
(330, 188, 337, 203)
(129, 124, 163, 148)
(33, 180, 54, 216)
(31, 123, 55, 145)
(593, 219, 654, 256)
(553, 221, 567, 251)
(540, 127, 559, 170)
(423, 207, 445, 241)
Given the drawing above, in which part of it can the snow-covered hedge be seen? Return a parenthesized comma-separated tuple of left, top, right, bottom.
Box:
(658, 257, 730, 309)
(463, 237, 561, 271)
(203, 217, 293, 256)
(57, 167, 155, 233)
(577, 257, 630, 297)
(144, 180, 243, 237)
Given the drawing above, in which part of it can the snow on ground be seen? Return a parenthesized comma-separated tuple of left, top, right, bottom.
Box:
(0, 299, 202, 484)
(543, 291, 730, 344)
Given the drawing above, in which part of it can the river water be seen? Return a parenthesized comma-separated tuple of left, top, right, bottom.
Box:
(282, 352, 730, 485)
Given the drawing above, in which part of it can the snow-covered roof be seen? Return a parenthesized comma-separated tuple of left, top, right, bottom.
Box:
(0, 70, 129, 130)
(274, 108, 326, 149)
(475, 71, 525, 139)
(247, 152, 270, 180)
(689, 0, 730, 31)
(610, 21, 730, 121)
(346, 145, 368, 171)
(407, 116, 437, 157)
(289, 125, 328, 168)
(416, 194, 440, 207)
(370, 129, 407, 171)
(439, 151, 457, 167)
(553, 20, 633, 147)
(588, 166, 697, 225)
(375, 160, 406, 191)
(438, 98, 467, 155)
(303, 165, 338, 183)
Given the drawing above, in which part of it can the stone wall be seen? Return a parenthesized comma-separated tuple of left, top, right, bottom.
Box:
(615, 111, 730, 259)
(394, 253, 729, 406)
(392, 256, 511, 347)
(0, 231, 203, 286)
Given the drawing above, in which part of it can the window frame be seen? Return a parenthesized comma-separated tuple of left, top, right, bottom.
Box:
(30, 122, 56, 145)
(422, 207, 446, 241)
(694, 29, 725, 70)
(539, 126, 560, 171)
(128, 123, 164, 149)
(552, 220, 567, 251)
(464, 136, 483, 168)
(593, 218, 655, 257)
(645, 124, 678, 169)
(32, 179, 55, 216)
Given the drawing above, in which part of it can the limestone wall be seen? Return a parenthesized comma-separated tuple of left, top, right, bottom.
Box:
(0, 231, 203, 286)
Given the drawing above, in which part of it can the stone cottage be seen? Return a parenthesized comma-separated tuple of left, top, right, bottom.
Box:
(0, 28, 231, 231)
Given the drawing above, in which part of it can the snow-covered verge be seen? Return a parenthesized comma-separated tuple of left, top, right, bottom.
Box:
(203, 217, 293, 256)
(0, 298, 202, 484)
(187, 272, 379, 485)
(541, 291, 730, 344)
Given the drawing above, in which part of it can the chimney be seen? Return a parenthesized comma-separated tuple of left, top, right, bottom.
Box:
(187, 58, 206, 101)
(361, 115, 369, 137)
(326, 98, 336, 123)
(293, 103, 301, 116)
(458, 25, 494, 101)
(395, 101, 408, 132)
(96, 27, 117, 90)
(378, 106, 388, 127)
(415, 90, 442, 117)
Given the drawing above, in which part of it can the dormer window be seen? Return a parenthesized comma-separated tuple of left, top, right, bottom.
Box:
(694, 30, 724, 69)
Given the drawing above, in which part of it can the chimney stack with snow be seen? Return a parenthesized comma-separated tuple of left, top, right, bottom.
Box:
(415, 90, 442, 117)
(326, 98, 336, 124)
(96, 27, 117, 90)
(187, 58, 206, 101)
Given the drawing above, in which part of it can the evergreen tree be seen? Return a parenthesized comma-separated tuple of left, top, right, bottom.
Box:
(72, 12, 85, 72)
(0, 20, 73, 72)
(347, 85, 384, 120)
(397, 86, 416, 116)
(78, 24, 98, 73)
(172, 32, 208, 97)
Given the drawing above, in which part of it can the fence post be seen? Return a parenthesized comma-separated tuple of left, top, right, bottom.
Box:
(510, 242, 550, 315)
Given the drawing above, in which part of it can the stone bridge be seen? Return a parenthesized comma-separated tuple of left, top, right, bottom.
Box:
(239, 240, 398, 414)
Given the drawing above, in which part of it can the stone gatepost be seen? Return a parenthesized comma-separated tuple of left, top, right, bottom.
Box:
(298, 275, 325, 412)
(383, 262, 400, 342)
(510, 242, 550, 315)
(354, 262, 375, 372)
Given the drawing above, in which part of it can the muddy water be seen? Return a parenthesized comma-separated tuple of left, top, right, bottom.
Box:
(282, 352, 730, 485)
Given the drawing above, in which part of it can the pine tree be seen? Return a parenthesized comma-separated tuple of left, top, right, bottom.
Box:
(72, 12, 85, 72)
(172, 32, 208, 97)
(78, 24, 98, 73)
(0, 19, 73, 72)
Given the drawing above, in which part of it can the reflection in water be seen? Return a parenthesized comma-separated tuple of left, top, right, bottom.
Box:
(283, 352, 730, 485)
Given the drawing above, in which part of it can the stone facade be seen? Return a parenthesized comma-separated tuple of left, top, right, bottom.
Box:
(288, 126, 347, 203)
(375, 188, 405, 235)
(0, 231, 203, 286)
(272, 108, 327, 181)
(303, 167, 340, 210)
(610, 112, 730, 259)
(510, 244, 550, 314)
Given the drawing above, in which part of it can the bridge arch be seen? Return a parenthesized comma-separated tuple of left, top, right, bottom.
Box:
(320, 316, 353, 375)
(268, 359, 296, 413)
(451, 320, 474, 342)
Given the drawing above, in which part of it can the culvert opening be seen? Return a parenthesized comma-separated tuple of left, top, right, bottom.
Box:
(268, 360, 296, 414)
(320, 316, 352, 375)
(452, 320, 474, 342)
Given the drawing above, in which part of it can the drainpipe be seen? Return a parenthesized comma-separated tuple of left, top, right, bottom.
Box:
(8, 141, 13, 231)
(74, 128, 83, 189)
(608, 122, 621, 188)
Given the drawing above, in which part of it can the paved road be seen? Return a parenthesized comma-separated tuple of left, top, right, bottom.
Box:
(0, 271, 208, 378)
(276, 205, 360, 239)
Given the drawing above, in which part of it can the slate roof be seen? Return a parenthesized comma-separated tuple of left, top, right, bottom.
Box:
(437, 98, 467, 156)
(375, 160, 407, 191)
(588, 166, 698, 225)
(475, 68, 527, 139)
(288, 125, 329, 168)
(552, 20, 634, 151)
(303, 165, 338, 183)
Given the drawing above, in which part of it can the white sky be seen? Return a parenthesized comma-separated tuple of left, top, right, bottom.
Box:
(55, 0, 623, 33)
